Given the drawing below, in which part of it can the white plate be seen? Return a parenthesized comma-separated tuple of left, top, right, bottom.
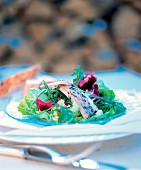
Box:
(0, 132, 130, 145)
(1, 89, 141, 145)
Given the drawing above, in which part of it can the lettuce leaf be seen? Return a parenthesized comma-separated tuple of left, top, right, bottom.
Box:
(17, 88, 48, 115)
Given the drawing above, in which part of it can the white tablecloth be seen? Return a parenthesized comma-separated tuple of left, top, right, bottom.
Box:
(0, 134, 141, 169)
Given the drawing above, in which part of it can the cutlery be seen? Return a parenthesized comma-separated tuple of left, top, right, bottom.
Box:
(0, 144, 127, 169)
(0, 143, 101, 165)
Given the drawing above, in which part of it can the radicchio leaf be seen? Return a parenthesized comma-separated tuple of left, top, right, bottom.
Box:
(78, 71, 97, 90)
(36, 99, 52, 111)
(77, 71, 100, 101)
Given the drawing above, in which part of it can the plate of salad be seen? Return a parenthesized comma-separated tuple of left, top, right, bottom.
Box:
(3, 66, 141, 144)
(6, 66, 127, 126)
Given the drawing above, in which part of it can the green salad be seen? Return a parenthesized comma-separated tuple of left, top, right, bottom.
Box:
(17, 66, 126, 125)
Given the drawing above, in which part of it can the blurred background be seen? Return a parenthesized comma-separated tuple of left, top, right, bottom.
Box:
(0, 0, 141, 73)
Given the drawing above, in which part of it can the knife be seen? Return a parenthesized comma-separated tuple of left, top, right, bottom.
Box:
(0, 144, 127, 169)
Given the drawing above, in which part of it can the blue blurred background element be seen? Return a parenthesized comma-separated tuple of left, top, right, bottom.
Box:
(0, 0, 141, 73)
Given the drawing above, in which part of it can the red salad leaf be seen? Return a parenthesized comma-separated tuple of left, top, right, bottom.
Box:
(78, 71, 97, 90)
(77, 71, 100, 102)
(36, 99, 52, 111)
(89, 84, 99, 95)
(89, 84, 100, 102)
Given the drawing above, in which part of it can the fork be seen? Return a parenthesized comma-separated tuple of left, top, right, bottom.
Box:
(0, 143, 128, 169)
(0, 143, 101, 165)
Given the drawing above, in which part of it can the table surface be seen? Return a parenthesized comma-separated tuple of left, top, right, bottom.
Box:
(0, 65, 141, 170)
